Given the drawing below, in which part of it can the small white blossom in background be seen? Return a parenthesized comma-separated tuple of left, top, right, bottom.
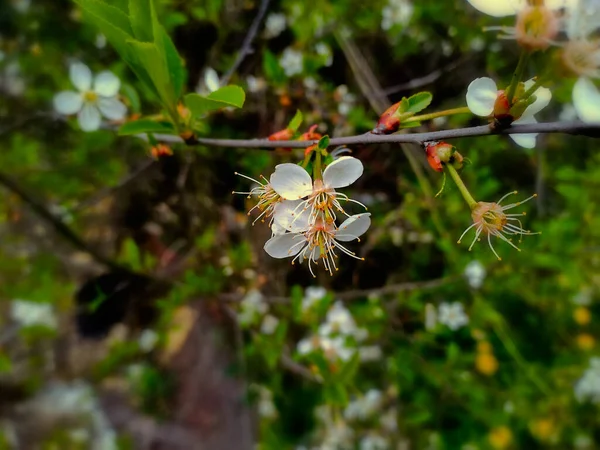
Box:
(95, 34, 107, 49)
(1, 62, 26, 96)
(238, 289, 268, 326)
(303, 76, 318, 92)
(260, 314, 279, 335)
(199, 67, 220, 94)
(575, 357, 600, 403)
(464, 260, 486, 289)
(265, 13, 287, 38)
(466, 77, 552, 148)
(11, 0, 31, 13)
(344, 389, 382, 421)
(11, 299, 57, 329)
(257, 386, 277, 419)
(359, 345, 383, 362)
(380, 408, 398, 432)
(573, 287, 593, 306)
(246, 75, 266, 93)
(279, 48, 304, 77)
(381, 0, 414, 31)
(314, 406, 354, 450)
(54, 62, 127, 132)
(138, 329, 159, 352)
(319, 301, 367, 341)
(302, 286, 327, 311)
(438, 302, 469, 331)
(335, 84, 357, 116)
(360, 434, 389, 450)
(315, 42, 333, 67)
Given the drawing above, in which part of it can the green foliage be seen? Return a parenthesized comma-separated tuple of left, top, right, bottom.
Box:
(118, 119, 176, 135)
(288, 110, 304, 132)
(184, 86, 246, 119)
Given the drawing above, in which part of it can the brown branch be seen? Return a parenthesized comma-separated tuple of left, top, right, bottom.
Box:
(155, 121, 600, 149)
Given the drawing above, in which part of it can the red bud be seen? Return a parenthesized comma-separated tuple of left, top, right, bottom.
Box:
(372, 102, 401, 135)
(268, 128, 294, 141)
(493, 90, 513, 123)
(424, 142, 444, 172)
(299, 125, 321, 141)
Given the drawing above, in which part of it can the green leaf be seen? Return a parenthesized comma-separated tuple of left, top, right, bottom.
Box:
(127, 39, 174, 106)
(184, 86, 245, 118)
(76, 0, 133, 35)
(263, 49, 285, 84)
(159, 27, 186, 98)
(121, 83, 141, 113)
(129, 0, 154, 41)
(406, 92, 433, 114)
(118, 119, 176, 135)
(318, 135, 330, 149)
(110, 0, 129, 14)
(288, 110, 303, 132)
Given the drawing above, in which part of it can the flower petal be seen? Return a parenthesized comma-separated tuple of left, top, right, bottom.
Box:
(466, 0, 524, 16)
(322, 156, 363, 189)
(573, 77, 600, 123)
(264, 233, 306, 258)
(273, 199, 311, 233)
(270, 164, 313, 200)
(93, 71, 120, 97)
(271, 221, 287, 236)
(77, 103, 101, 132)
(510, 116, 538, 148)
(335, 213, 371, 242)
(53, 91, 83, 115)
(466, 77, 498, 117)
(522, 79, 552, 116)
(69, 62, 92, 92)
(97, 97, 127, 120)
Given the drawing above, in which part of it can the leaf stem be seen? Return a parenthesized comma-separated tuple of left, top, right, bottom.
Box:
(506, 50, 530, 104)
(445, 164, 477, 208)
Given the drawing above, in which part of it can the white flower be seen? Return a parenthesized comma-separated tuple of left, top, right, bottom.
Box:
(573, 77, 600, 123)
(575, 357, 600, 403)
(315, 42, 333, 67)
(279, 48, 304, 77)
(464, 260, 486, 289)
(11, 299, 57, 329)
(465, 0, 572, 17)
(202, 67, 220, 93)
(246, 75, 266, 93)
(265, 13, 287, 38)
(233, 171, 283, 228)
(359, 345, 383, 362)
(238, 290, 268, 326)
(138, 329, 159, 352)
(257, 386, 277, 418)
(302, 286, 328, 311)
(360, 434, 389, 450)
(438, 302, 469, 331)
(381, 0, 414, 31)
(344, 389, 382, 421)
(466, 77, 551, 148)
(260, 314, 279, 334)
(54, 63, 126, 132)
(2, 61, 25, 96)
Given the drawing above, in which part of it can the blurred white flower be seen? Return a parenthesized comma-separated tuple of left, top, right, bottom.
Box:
(1, 61, 25, 96)
(11, 299, 57, 329)
(344, 389, 382, 421)
(54, 62, 127, 132)
(138, 329, 159, 352)
(380, 408, 398, 432)
(246, 75, 266, 93)
(11, 0, 31, 13)
(425, 303, 437, 330)
(464, 260, 486, 289)
(238, 289, 268, 326)
(575, 357, 600, 403)
(573, 287, 593, 306)
(303, 76, 318, 91)
(360, 434, 389, 450)
(201, 67, 220, 93)
(257, 386, 277, 418)
(260, 314, 279, 334)
(438, 302, 469, 331)
(265, 13, 287, 38)
(95, 34, 107, 49)
(302, 286, 327, 311)
(381, 0, 414, 31)
(359, 345, 383, 362)
(315, 42, 333, 66)
(279, 48, 304, 77)
(319, 301, 367, 341)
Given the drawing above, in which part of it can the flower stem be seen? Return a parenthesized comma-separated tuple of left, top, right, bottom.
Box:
(405, 106, 472, 123)
(313, 150, 323, 180)
(506, 50, 530, 104)
(445, 164, 477, 208)
(521, 74, 551, 101)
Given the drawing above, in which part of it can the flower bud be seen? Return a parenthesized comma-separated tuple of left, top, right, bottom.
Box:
(424, 141, 463, 172)
(299, 124, 322, 141)
(268, 128, 294, 141)
(493, 90, 513, 124)
(372, 102, 401, 135)
(150, 144, 173, 159)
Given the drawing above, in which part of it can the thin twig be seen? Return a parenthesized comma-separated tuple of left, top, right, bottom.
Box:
(220, 0, 272, 87)
(154, 121, 600, 149)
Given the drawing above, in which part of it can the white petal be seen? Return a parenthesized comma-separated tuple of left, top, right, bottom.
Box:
(93, 71, 121, 97)
(273, 200, 311, 233)
(335, 213, 371, 242)
(53, 91, 83, 115)
(522, 79, 552, 116)
(97, 97, 127, 120)
(270, 164, 313, 200)
(77, 103, 101, 132)
(510, 115, 538, 148)
(69, 62, 92, 92)
(466, 0, 524, 16)
(204, 67, 220, 92)
(264, 233, 306, 258)
(322, 156, 363, 189)
(271, 221, 287, 236)
(573, 77, 600, 123)
(466, 77, 498, 117)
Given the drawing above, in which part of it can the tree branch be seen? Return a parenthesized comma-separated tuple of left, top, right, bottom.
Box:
(156, 121, 600, 149)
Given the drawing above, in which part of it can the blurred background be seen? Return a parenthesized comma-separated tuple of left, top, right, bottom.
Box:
(1, 0, 600, 448)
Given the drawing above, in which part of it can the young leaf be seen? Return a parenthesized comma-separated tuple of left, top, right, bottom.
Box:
(75, 0, 133, 36)
(118, 120, 176, 135)
(184, 86, 245, 118)
(127, 39, 174, 107)
(121, 83, 141, 113)
(406, 92, 433, 114)
(207, 85, 245, 108)
(263, 50, 285, 84)
(129, 0, 154, 41)
(318, 135, 330, 149)
(288, 110, 303, 132)
(159, 27, 186, 98)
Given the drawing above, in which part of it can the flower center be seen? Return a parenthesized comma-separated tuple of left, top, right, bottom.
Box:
(561, 39, 600, 78)
(515, 6, 558, 51)
(83, 90, 98, 103)
(471, 202, 507, 233)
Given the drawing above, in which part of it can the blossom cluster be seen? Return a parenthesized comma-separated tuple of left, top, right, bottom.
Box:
(236, 155, 370, 275)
